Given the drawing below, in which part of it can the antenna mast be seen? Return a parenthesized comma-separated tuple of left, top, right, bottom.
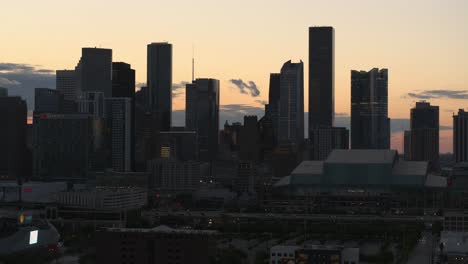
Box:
(192, 44, 195, 82)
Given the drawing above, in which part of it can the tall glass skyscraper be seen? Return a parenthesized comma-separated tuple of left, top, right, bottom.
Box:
(147, 42, 172, 131)
(309, 27, 334, 130)
(351, 68, 390, 149)
(278, 60, 304, 146)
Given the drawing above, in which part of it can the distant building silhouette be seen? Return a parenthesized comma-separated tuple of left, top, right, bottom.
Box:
(75, 48, 113, 97)
(158, 131, 198, 162)
(309, 26, 334, 129)
(239, 116, 260, 162)
(453, 109, 468, 162)
(112, 62, 136, 171)
(264, 73, 281, 144)
(309, 127, 349, 160)
(351, 68, 390, 149)
(406, 101, 439, 171)
(56, 70, 78, 101)
(104, 98, 133, 172)
(278, 60, 304, 146)
(185, 78, 220, 161)
(0, 94, 27, 181)
(147, 42, 172, 131)
(0, 87, 7, 97)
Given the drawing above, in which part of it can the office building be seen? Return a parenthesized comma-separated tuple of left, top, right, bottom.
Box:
(239, 116, 260, 162)
(147, 159, 202, 193)
(104, 98, 133, 172)
(75, 47, 113, 97)
(56, 70, 78, 101)
(278, 60, 304, 146)
(309, 26, 334, 129)
(97, 226, 217, 264)
(158, 131, 198, 161)
(234, 161, 258, 194)
(54, 187, 147, 210)
(32, 114, 97, 181)
(309, 127, 349, 160)
(77, 91, 105, 118)
(351, 68, 390, 149)
(34, 88, 65, 113)
(185, 78, 220, 161)
(0, 96, 27, 181)
(264, 73, 281, 143)
(407, 101, 439, 171)
(112, 62, 135, 98)
(454, 109, 468, 163)
(147, 42, 172, 131)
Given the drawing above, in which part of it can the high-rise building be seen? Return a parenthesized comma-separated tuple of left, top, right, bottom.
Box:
(185, 78, 220, 161)
(75, 48, 113, 97)
(239, 116, 260, 162)
(351, 68, 390, 149)
(0, 95, 27, 181)
(56, 70, 78, 101)
(309, 127, 349, 160)
(278, 60, 304, 146)
(158, 131, 198, 161)
(454, 109, 468, 163)
(147, 42, 172, 131)
(147, 159, 202, 193)
(33, 114, 97, 181)
(77, 91, 105, 118)
(264, 73, 281, 144)
(104, 98, 133, 172)
(34, 88, 64, 113)
(309, 26, 334, 129)
(112, 62, 136, 171)
(406, 101, 439, 170)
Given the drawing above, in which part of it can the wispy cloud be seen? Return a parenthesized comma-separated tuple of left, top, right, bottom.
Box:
(405, 89, 468, 100)
(229, 79, 260, 97)
(172, 81, 190, 98)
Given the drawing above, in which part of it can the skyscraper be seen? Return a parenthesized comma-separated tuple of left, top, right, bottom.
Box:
(104, 98, 133, 172)
(147, 42, 172, 131)
(309, 127, 349, 160)
(407, 101, 439, 170)
(185, 78, 220, 161)
(309, 26, 334, 129)
(239, 115, 260, 162)
(75, 47, 113, 97)
(453, 109, 468, 163)
(264, 73, 280, 144)
(56, 70, 78, 101)
(278, 60, 304, 146)
(112, 62, 136, 171)
(0, 95, 27, 181)
(351, 68, 390, 149)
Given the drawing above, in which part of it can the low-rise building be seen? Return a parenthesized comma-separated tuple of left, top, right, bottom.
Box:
(96, 225, 217, 264)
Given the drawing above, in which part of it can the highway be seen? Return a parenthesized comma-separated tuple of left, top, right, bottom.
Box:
(144, 210, 444, 223)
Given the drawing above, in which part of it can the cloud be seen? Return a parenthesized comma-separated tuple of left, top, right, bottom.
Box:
(0, 77, 21, 86)
(405, 90, 468, 100)
(229, 79, 260, 97)
(172, 81, 190, 98)
(0, 62, 55, 110)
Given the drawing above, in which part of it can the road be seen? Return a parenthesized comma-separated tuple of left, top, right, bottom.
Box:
(146, 210, 443, 223)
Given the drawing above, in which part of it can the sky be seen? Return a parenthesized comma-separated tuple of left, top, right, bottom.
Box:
(1, 0, 467, 153)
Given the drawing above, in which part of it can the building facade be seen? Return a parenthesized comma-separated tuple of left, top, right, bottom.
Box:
(309, 26, 334, 129)
(309, 127, 349, 160)
(56, 70, 78, 101)
(75, 47, 113, 97)
(185, 78, 220, 161)
(454, 109, 468, 163)
(351, 68, 390, 149)
(278, 60, 304, 146)
(147, 42, 172, 131)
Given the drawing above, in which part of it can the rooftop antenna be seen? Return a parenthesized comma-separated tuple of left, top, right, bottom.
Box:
(192, 44, 195, 82)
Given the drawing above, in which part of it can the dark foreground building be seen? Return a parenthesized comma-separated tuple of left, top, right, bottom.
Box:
(97, 225, 217, 264)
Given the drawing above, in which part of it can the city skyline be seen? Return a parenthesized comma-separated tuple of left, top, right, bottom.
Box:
(1, 0, 467, 153)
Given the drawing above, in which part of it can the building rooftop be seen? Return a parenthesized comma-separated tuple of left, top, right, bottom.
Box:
(440, 231, 468, 256)
(291, 161, 323, 175)
(326, 149, 397, 164)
